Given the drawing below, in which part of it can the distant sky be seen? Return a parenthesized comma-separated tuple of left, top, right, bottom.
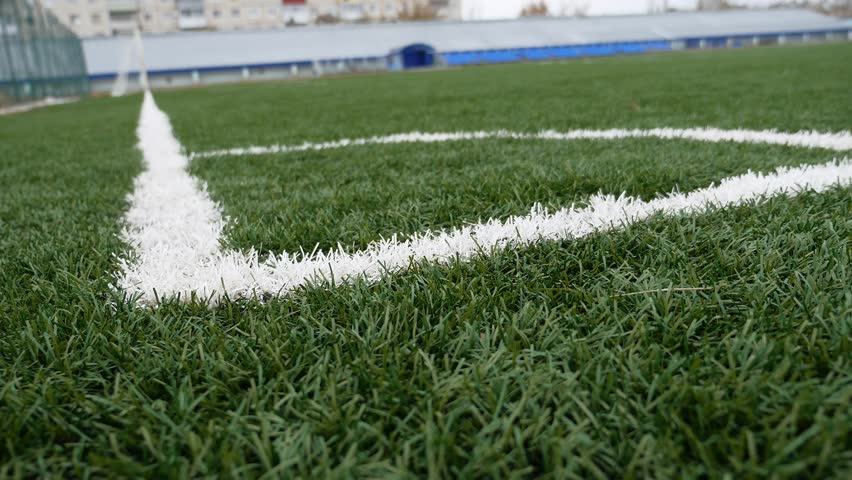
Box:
(461, 0, 781, 20)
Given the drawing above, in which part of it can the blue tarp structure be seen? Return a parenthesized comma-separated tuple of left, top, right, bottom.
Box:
(387, 43, 437, 70)
(442, 40, 674, 66)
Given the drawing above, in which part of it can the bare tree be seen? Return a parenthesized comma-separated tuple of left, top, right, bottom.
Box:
(698, 0, 851, 17)
(398, 3, 439, 21)
(520, 1, 549, 17)
(769, 0, 852, 16)
(697, 0, 740, 9)
(647, 0, 671, 13)
(315, 13, 341, 24)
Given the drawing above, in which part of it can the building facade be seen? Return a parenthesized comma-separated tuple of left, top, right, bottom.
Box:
(42, 1, 176, 37)
(42, 0, 462, 37)
(203, 1, 285, 31)
(283, 1, 463, 25)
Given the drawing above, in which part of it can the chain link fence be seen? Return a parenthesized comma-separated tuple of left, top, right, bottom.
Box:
(0, 0, 88, 106)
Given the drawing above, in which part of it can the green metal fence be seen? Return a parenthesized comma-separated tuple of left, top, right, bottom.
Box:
(0, 0, 88, 106)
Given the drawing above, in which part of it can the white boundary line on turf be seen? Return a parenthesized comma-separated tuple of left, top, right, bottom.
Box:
(117, 92, 852, 306)
(0, 96, 78, 116)
(189, 127, 852, 160)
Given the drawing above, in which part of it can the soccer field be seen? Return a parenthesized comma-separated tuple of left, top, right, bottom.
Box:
(2, 43, 851, 477)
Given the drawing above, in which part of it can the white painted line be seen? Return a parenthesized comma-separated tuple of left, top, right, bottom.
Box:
(0, 96, 77, 116)
(118, 93, 852, 305)
(189, 127, 852, 160)
(117, 92, 227, 300)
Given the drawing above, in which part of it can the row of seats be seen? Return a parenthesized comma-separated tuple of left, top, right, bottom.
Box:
(442, 41, 672, 66)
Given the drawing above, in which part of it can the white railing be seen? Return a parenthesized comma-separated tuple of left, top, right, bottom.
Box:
(178, 16, 208, 30)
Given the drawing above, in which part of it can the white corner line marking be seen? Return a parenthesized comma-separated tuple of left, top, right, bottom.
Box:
(117, 92, 852, 306)
(189, 127, 852, 160)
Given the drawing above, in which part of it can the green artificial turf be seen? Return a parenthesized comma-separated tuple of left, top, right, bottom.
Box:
(192, 139, 837, 256)
(1, 43, 851, 478)
(159, 43, 852, 152)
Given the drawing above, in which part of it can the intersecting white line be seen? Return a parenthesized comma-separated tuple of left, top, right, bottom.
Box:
(189, 128, 852, 160)
(116, 92, 852, 306)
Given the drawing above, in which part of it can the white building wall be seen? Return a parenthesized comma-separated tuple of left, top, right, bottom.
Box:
(140, 1, 180, 35)
(307, 1, 427, 22)
(282, 2, 311, 25)
(42, 0, 111, 37)
(432, 0, 461, 20)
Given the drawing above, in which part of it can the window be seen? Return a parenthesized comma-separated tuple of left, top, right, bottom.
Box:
(91, 13, 101, 24)
(69, 14, 80, 25)
(231, 8, 239, 17)
(268, 7, 278, 16)
(212, 9, 221, 18)
(110, 11, 135, 22)
(248, 7, 259, 18)
(144, 13, 152, 21)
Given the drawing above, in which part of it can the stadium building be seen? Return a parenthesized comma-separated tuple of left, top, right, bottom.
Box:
(82, 8, 851, 93)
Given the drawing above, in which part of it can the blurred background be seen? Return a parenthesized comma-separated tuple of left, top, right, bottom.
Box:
(1, 0, 850, 105)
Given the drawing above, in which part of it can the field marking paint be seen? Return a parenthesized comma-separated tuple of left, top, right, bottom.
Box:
(118, 93, 852, 305)
(189, 128, 852, 160)
(0, 96, 77, 116)
(118, 92, 227, 298)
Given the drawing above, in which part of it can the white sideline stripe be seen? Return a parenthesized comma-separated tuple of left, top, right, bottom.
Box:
(118, 92, 227, 298)
(118, 93, 852, 305)
(0, 96, 77, 116)
(189, 128, 852, 160)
